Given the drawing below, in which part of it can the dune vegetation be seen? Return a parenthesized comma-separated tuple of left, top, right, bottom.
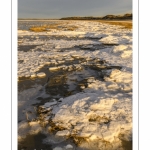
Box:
(29, 23, 78, 32)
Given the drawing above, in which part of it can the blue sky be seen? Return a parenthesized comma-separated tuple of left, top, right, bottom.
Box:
(18, 0, 132, 19)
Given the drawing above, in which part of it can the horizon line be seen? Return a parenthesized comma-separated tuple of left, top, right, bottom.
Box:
(18, 13, 132, 20)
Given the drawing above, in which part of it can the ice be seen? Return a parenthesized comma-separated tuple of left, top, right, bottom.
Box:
(31, 73, 37, 78)
(37, 72, 46, 78)
(112, 45, 132, 59)
(49, 67, 59, 71)
(90, 98, 118, 111)
(18, 121, 42, 142)
(48, 93, 131, 142)
(25, 74, 30, 78)
(65, 144, 74, 150)
(99, 35, 130, 45)
(53, 147, 63, 150)
(57, 60, 65, 64)
(42, 101, 57, 108)
(28, 121, 42, 134)
(80, 85, 85, 89)
(48, 75, 132, 143)
(105, 69, 132, 84)
(113, 45, 128, 53)
(121, 50, 132, 58)
(55, 130, 70, 138)
(18, 20, 132, 148)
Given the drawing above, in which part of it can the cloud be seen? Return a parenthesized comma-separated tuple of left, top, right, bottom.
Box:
(18, 0, 132, 18)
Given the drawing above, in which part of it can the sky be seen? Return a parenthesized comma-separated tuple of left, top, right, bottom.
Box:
(18, 0, 132, 19)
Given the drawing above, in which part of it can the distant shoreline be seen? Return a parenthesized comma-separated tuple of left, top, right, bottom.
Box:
(18, 13, 132, 21)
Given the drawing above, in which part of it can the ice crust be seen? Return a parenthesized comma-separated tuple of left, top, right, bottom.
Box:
(51, 70, 132, 143)
(38, 68, 132, 148)
(18, 120, 42, 142)
(18, 21, 132, 148)
(18, 21, 132, 78)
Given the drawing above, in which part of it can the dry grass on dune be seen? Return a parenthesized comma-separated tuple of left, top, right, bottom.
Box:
(29, 20, 132, 32)
(29, 23, 78, 32)
(29, 27, 47, 32)
(97, 21, 132, 29)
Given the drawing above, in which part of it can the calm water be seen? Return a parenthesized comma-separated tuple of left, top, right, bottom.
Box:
(18, 20, 60, 30)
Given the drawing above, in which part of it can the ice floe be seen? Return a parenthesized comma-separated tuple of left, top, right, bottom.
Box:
(18, 20, 132, 149)
(37, 72, 46, 78)
(36, 69, 132, 147)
